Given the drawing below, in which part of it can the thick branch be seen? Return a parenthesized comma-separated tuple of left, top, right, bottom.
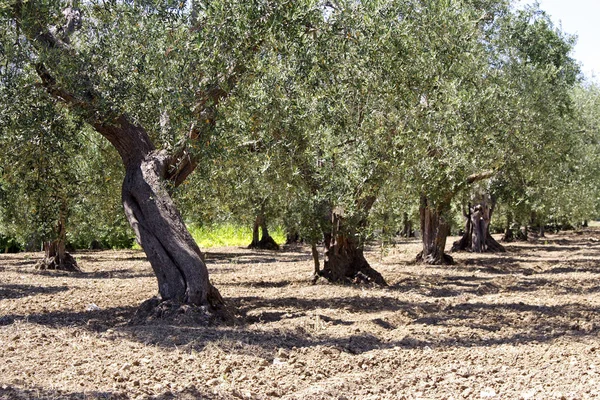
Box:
(466, 170, 496, 184)
(165, 69, 244, 186)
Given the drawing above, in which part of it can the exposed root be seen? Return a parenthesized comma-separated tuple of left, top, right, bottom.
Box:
(318, 265, 388, 287)
(36, 253, 81, 272)
(129, 296, 236, 326)
(486, 233, 506, 252)
(248, 235, 280, 250)
(415, 251, 455, 265)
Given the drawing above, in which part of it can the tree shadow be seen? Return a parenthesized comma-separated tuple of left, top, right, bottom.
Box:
(2, 292, 600, 358)
(75, 251, 149, 262)
(224, 280, 296, 289)
(206, 251, 311, 265)
(0, 383, 218, 400)
(0, 283, 70, 300)
(13, 268, 155, 280)
(0, 305, 136, 331)
(126, 296, 600, 356)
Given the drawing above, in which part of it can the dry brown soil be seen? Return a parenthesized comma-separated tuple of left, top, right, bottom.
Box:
(2, 230, 600, 400)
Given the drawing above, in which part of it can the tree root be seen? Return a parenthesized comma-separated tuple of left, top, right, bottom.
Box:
(36, 253, 81, 272)
(317, 264, 388, 287)
(248, 235, 280, 250)
(485, 233, 506, 252)
(415, 251, 455, 265)
(451, 233, 505, 253)
(129, 296, 236, 326)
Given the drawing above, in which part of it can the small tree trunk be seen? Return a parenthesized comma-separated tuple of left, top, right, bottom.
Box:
(481, 198, 505, 252)
(310, 242, 320, 284)
(259, 218, 280, 250)
(453, 198, 505, 253)
(416, 196, 453, 264)
(451, 203, 472, 252)
(248, 211, 279, 250)
(502, 211, 515, 242)
(471, 204, 490, 253)
(285, 228, 300, 245)
(516, 225, 528, 241)
(248, 215, 261, 248)
(37, 199, 80, 272)
(319, 210, 387, 286)
(400, 212, 414, 238)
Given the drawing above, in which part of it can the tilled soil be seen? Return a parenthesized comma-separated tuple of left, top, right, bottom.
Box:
(1, 230, 600, 399)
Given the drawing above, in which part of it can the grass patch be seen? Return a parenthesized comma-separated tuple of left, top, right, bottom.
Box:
(132, 223, 286, 250)
(190, 223, 286, 248)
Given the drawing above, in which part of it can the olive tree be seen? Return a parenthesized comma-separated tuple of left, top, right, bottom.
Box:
(2, 0, 324, 313)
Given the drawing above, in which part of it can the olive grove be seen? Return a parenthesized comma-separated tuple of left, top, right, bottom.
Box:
(1, 0, 598, 314)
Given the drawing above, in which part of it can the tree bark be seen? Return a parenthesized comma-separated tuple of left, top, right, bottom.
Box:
(37, 199, 80, 272)
(502, 211, 515, 242)
(320, 211, 387, 286)
(285, 228, 301, 245)
(452, 198, 505, 253)
(249, 215, 261, 248)
(451, 203, 472, 252)
(318, 198, 387, 286)
(248, 212, 279, 250)
(416, 196, 453, 264)
(310, 242, 320, 284)
(119, 149, 223, 308)
(516, 225, 528, 241)
(400, 212, 414, 238)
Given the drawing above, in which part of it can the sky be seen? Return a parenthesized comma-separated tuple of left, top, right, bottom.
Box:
(521, 0, 600, 81)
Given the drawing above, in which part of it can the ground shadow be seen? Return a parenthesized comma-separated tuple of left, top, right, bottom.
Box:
(0, 283, 70, 300)
(0, 305, 136, 331)
(14, 268, 155, 280)
(0, 384, 219, 400)
(3, 292, 598, 357)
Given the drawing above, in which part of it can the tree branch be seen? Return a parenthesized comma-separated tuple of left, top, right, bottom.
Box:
(466, 170, 496, 184)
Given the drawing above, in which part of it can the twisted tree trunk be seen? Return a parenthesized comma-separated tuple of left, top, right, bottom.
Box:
(248, 211, 279, 250)
(417, 196, 453, 264)
(320, 210, 387, 286)
(17, 10, 228, 317)
(37, 198, 80, 272)
(97, 118, 225, 310)
(452, 198, 505, 253)
(502, 211, 515, 242)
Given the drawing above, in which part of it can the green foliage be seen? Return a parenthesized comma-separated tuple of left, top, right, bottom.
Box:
(188, 223, 286, 248)
(0, 0, 596, 256)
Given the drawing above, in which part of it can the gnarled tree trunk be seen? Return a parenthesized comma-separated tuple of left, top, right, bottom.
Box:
(95, 119, 225, 311)
(248, 211, 280, 250)
(319, 211, 387, 286)
(502, 211, 515, 242)
(37, 199, 80, 272)
(400, 212, 414, 238)
(452, 197, 505, 253)
(416, 196, 453, 264)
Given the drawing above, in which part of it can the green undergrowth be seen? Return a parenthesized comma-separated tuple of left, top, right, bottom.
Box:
(132, 223, 286, 250)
